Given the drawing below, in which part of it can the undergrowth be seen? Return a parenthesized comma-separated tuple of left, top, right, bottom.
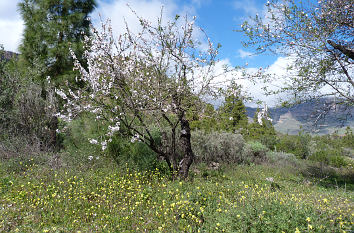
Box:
(0, 155, 353, 232)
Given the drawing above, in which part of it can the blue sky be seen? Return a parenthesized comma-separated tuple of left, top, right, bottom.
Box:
(93, 0, 278, 68)
(187, 0, 278, 68)
(0, 0, 277, 67)
(0, 0, 287, 106)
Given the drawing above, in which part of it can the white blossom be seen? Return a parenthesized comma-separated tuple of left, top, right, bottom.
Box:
(101, 141, 107, 151)
(89, 139, 98, 144)
(56, 89, 67, 99)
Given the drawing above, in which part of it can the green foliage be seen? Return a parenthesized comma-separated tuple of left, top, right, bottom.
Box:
(107, 130, 169, 173)
(189, 93, 248, 134)
(309, 150, 348, 168)
(217, 94, 248, 132)
(107, 135, 169, 174)
(276, 132, 311, 159)
(18, 0, 96, 88)
(128, 141, 168, 173)
(342, 126, 354, 148)
(0, 161, 352, 232)
(189, 103, 218, 132)
(245, 110, 278, 150)
(191, 130, 245, 164)
(0, 58, 58, 151)
(242, 141, 269, 164)
(266, 151, 299, 167)
(61, 113, 103, 163)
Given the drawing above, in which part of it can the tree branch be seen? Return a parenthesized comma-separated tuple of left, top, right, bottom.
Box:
(327, 40, 354, 60)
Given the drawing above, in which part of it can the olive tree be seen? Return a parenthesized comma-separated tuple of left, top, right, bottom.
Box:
(240, 0, 353, 108)
(57, 11, 224, 178)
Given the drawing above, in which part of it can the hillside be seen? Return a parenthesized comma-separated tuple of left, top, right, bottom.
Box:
(0, 50, 18, 62)
(246, 99, 354, 135)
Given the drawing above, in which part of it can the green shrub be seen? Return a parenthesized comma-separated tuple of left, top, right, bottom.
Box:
(0, 57, 58, 152)
(242, 141, 268, 164)
(107, 129, 169, 174)
(266, 151, 299, 167)
(328, 155, 347, 168)
(244, 114, 278, 150)
(309, 149, 348, 168)
(309, 150, 329, 164)
(129, 141, 167, 172)
(191, 131, 245, 164)
(342, 126, 354, 148)
(60, 114, 104, 167)
(276, 133, 310, 159)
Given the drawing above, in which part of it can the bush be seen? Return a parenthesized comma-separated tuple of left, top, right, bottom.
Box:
(107, 129, 169, 174)
(342, 127, 354, 148)
(242, 141, 269, 164)
(309, 150, 329, 164)
(0, 57, 58, 152)
(266, 151, 299, 167)
(245, 117, 278, 150)
(191, 131, 245, 164)
(60, 113, 103, 165)
(276, 133, 310, 159)
(328, 155, 347, 168)
(308, 149, 348, 168)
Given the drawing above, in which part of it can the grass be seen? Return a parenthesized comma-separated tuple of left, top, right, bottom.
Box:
(0, 155, 353, 232)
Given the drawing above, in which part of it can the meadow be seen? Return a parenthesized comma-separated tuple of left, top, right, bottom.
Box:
(0, 153, 353, 232)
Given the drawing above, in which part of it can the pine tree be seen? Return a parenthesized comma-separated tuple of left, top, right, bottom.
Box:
(18, 0, 96, 87)
(219, 94, 248, 132)
(247, 108, 277, 149)
(17, 0, 96, 149)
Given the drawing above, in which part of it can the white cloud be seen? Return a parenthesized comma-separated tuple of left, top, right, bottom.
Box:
(266, 56, 295, 76)
(238, 49, 253, 59)
(0, 0, 21, 20)
(0, 0, 23, 52)
(0, 19, 24, 52)
(0, 0, 199, 52)
(93, 0, 196, 37)
(233, 0, 259, 16)
(203, 56, 298, 107)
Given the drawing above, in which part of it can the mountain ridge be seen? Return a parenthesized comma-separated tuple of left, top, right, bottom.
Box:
(246, 99, 354, 135)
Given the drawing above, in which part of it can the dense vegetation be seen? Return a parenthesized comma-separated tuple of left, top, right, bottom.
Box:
(1, 139, 353, 232)
(0, 0, 353, 232)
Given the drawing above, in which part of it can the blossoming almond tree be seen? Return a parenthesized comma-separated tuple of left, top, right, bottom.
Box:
(240, 0, 353, 109)
(57, 10, 224, 179)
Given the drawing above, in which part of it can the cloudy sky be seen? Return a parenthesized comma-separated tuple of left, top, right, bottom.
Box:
(0, 0, 289, 107)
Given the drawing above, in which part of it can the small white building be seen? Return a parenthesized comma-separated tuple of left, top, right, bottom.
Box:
(257, 104, 273, 125)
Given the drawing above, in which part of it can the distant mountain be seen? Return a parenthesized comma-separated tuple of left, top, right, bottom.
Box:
(0, 50, 18, 62)
(246, 99, 354, 135)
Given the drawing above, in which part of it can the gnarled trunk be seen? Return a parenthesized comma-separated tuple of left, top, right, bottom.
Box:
(160, 131, 178, 177)
(159, 113, 194, 179)
(178, 115, 194, 179)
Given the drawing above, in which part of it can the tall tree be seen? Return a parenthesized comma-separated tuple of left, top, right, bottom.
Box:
(57, 12, 224, 179)
(18, 0, 96, 87)
(246, 107, 277, 149)
(18, 0, 96, 150)
(218, 93, 248, 133)
(240, 0, 353, 107)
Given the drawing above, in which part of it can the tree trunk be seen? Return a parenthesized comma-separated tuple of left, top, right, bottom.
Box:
(170, 128, 179, 175)
(48, 115, 58, 150)
(327, 40, 354, 60)
(160, 131, 177, 177)
(178, 114, 194, 179)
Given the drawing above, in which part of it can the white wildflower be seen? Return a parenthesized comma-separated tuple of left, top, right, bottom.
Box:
(101, 140, 107, 151)
(89, 139, 98, 144)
